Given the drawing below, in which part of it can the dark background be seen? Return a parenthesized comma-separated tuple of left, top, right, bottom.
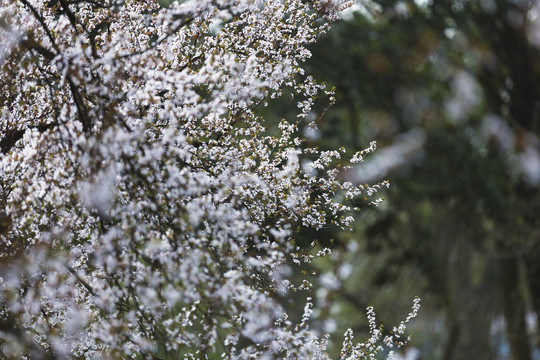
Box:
(272, 1, 540, 359)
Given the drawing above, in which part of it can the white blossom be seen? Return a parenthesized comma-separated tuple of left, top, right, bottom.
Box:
(0, 0, 418, 358)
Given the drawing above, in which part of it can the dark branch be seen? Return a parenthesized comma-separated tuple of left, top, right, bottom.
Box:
(19, 0, 60, 53)
(67, 77, 92, 132)
(0, 123, 56, 155)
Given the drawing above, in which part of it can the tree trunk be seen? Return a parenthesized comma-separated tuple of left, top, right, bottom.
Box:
(441, 233, 494, 360)
(499, 256, 532, 360)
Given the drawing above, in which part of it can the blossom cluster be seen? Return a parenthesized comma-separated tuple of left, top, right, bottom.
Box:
(0, 0, 417, 358)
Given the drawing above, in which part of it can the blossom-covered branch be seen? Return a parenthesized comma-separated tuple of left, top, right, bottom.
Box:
(0, 0, 418, 358)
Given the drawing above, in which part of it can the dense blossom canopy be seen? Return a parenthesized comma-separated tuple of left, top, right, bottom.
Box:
(0, 0, 418, 358)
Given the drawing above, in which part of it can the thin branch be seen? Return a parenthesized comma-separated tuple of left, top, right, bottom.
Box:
(58, 0, 90, 34)
(67, 77, 92, 132)
(19, 0, 60, 53)
(66, 265, 97, 296)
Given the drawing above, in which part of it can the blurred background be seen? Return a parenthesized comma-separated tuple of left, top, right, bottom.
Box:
(265, 0, 540, 359)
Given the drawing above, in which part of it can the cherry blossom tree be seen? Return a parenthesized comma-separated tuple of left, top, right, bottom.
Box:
(0, 0, 418, 358)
